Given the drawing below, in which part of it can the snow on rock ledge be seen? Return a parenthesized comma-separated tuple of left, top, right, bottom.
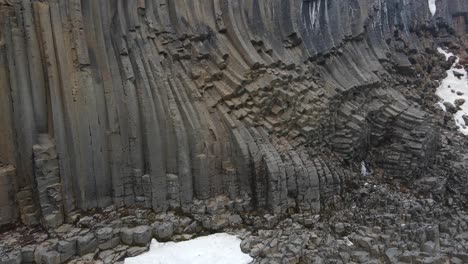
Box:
(428, 0, 436, 16)
(436, 47, 468, 135)
(124, 233, 253, 264)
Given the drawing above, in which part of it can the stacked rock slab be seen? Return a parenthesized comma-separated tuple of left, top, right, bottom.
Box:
(0, 0, 466, 229)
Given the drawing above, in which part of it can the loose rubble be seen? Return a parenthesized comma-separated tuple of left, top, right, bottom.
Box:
(1, 171, 468, 264)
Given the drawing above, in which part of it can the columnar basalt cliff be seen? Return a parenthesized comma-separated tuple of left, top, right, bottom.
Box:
(1, 0, 468, 263)
(0, 0, 465, 226)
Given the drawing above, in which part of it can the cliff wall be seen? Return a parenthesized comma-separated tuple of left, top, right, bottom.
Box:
(0, 0, 467, 229)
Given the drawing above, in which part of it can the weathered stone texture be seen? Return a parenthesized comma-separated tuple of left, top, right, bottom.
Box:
(0, 166, 17, 226)
(0, 0, 466, 229)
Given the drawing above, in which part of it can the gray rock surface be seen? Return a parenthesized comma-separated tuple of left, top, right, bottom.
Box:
(120, 227, 134, 246)
(133, 226, 152, 246)
(152, 222, 174, 240)
(77, 234, 97, 256)
(0, 0, 468, 263)
(0, 0, 466, 226)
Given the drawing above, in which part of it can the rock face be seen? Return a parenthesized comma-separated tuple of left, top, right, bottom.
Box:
(0, 0, 467, 236)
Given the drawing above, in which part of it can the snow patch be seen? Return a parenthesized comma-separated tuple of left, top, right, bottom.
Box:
(436, 101, 446, 112)
(343, 236, 354, 247)
(438, 47, 454, 60)
(124, 233, 253, 264)
(435, 48, 468, 135)
(428, 0, 436, 17)
(361, 161, 370, 176)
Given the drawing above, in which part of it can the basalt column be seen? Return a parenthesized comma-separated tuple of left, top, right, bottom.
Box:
(0, 0, 466, 228)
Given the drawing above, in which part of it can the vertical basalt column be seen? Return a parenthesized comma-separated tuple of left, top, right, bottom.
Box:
(7, 9, 37, 192)
(452, 15, 466, 35)
(67, 0, 111, 209)
(33, 134, 64, 228)
(0, 166, 17, 227)
(46, 0, 76, 213)
(111, 0, 146, 207)
(87, 0, 126, 209)
(4, 1, 42, 226)
(81, 0, 114, 209)
(0, 11, 16, 167)
(0, 0, 456, 228)
(21, 0, 47, 133)
(34, 1, 77, 217)
(128, 32, 169, 212)
(0, 16, 18, 225)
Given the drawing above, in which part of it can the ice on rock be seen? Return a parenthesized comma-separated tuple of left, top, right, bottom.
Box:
(428, 0, 436, 16)
(361, 161, 370, 177)
(344, 236, 354, 247)
(438, 48, 455, 60)
(124, 233, 252, 264)
(436, 48, 468, 135)
(436, 101, 447, 112)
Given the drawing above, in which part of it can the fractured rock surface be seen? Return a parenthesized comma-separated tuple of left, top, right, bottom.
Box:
(0, 0, 468, 263)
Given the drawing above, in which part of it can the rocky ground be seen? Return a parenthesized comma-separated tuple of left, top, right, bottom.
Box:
(243, 175, 468, 264)
(0, 196, 249, 264)
(1, 168, 468, 264)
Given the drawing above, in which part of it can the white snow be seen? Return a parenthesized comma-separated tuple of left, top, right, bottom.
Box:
(428, 0, 436, 17)
(124, 233, 253, 264)
(361, 161, 370, 176)
(435, 47, 468, 135)
(343, 237, 354, 247)
(438, 47, 455, 60)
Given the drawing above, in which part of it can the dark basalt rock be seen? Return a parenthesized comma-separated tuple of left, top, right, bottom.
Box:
(0, 0, 468, 263)
(444, 101, 458, 113)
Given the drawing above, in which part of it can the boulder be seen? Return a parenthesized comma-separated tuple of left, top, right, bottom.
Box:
(454, 98, 465, 107)
(152, 222, 174, 240)
(228, 214, 243, 226)
(443, 102, 457, 113)
(42, 251, 60, 264)
(99, 237, 120, 250)
(77, 216, 95, 228)
(133, 226, 152, 246)
(120, 227, 134, 245)
(77, 234, 98, 256)
(96, 227, 114, 241)
(126, 247, 148, 257)
(57, 239, 76, 262)
(350, 251, 370, 263)
(21, 245, 36, 263)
